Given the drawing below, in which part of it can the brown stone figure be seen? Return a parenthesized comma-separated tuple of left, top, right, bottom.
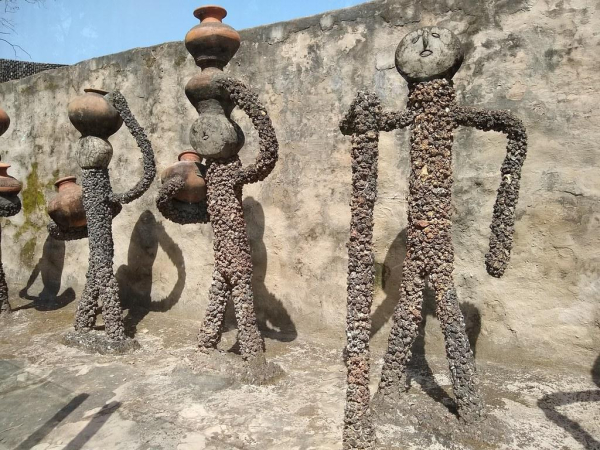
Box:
(47, 89, 156, 353)
(156, 6, 278, 361)
(0, 106, 22, 315)
(340, 27, 527, 447)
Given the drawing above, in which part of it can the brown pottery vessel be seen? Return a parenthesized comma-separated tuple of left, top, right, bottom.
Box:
(0, 107, 10, 137)
(0, 162, 21, 194)
(185, 5, 240, 69)
(47, 176, 87, 229)
(68, 89, 123, 138)
(161, 151, 207, 203)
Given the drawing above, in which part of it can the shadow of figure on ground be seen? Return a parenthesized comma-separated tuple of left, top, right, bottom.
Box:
(63, 401, 121, 450)
(538, 354, 600, 449)
(116, 210, 185, 337)
(17, 235, 75, 311)
(370, 229, 482, 414)
(220, 197, 297, 346)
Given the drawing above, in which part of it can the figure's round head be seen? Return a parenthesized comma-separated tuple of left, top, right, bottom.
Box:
(395, 27, 464, 83)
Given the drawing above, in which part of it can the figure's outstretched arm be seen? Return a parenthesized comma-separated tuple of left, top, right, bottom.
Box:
(216, 78, 278, 185)
(454, 106, 528, 278)
(0, 194, 21, 218)
(104, 90, 157, 205)
(47, 220, 88, 241)
(379, 110, 414, 132)
(156, 175, 209, 225)
(340, 90, 382, 136)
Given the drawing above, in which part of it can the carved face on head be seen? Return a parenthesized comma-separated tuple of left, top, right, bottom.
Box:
(395, 27, 464, 83)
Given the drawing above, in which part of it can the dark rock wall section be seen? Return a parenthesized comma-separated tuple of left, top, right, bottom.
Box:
(0, 0, 597, 368)
(0, 59, 64, 83)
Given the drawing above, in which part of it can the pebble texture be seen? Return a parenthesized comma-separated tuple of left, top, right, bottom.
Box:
(66, 91, 156, 345)
(156, 175, 209, 225)
(0, 194, 21, 314)
(0, 58, 64, 83)
(377, 79, 527, 422)
(339, 91, 382, 450)
(197, 78, 278, 360)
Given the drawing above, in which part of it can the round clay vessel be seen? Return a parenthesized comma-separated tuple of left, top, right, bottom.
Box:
(161, 151, 207, 203)
(189, 111, 244, 160)
(0, 162, 21, 194)
(0, 107, 10, 136)
(47, 176, 87, 229)
(68, 89, 123, 138)
(185, 5, 240, 69)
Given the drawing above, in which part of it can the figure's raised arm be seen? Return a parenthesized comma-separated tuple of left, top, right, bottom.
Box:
(454, 106, 528, 278)
(216, 78, 278, 186)
(379, 109, 414, 132)
(156, 175, 209, 225)
(104, 91, 157, 205)
(340, 91, 382, 136)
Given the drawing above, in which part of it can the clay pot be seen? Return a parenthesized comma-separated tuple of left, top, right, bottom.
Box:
(68, 89, 123, 138)
(0, 107, 10, 137)
(47, 176, 87, 229)
(161, 151, 207, 203)
(0, 162, 21, 194)
(185, 5, 240, 69)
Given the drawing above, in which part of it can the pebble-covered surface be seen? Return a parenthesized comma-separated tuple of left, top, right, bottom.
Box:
(0, 194, 21, 314)
(340, 77, 527, 448)
(64, 91, 156, 350)
(339, 91, 382, 450)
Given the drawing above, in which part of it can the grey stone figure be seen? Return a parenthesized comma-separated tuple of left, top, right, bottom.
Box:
(48, 89, 156, 353)
(157, 6, 278, 362)
(340, 26, 527, 448)
(0, 107, 22, 315)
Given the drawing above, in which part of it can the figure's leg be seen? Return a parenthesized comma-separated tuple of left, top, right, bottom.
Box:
(231, 274, 264, 359)
(74, 264, 100, 332)
(198, 270, 230, 352)
(429, 263, 483, 422)
(378, 257, 425, 397)
(98, 269, 126, 341)
(0, 258, 10, 315)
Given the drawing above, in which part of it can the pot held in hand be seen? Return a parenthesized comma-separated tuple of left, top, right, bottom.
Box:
(0, 162, 21, 195)
(161, 151, 207, 203)
(47, 176, 87, 229)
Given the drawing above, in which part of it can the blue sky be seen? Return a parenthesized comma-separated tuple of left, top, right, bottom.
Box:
(0, 0, 366, 64)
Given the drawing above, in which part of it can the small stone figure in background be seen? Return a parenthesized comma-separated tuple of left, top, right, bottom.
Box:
(0, 106, 22, 315)
(48, 89, 156, 353)
(157, 6, 278, 363)
(340, 26, 527, 448)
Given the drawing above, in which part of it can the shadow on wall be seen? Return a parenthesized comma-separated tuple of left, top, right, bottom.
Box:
(370, 228, 482, 414)
(116, 210, 185, 337)
(537, 354, 600, 449)
(239, 196, 297, 342)
(18, 235, 76, 311)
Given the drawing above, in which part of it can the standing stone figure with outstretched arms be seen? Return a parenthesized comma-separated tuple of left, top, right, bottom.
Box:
(340, 26, 527, 449)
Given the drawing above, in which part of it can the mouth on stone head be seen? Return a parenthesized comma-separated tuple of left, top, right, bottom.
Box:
(420, 50, 433, 57)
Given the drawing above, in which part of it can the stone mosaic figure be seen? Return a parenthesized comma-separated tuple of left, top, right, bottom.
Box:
(157, 6, 278, 361)
(0, 107, 22, 315)
(340, 26, 527, 447)
(48, 89, 156, 351)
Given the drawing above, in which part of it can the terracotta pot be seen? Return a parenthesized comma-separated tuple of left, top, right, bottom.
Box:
(47, 176, 87, 229)
(68, 89, 123, 138)
(161, 151, 207, 203)
(0, 162, 21, 194)
(0, 107, 10, 137)
(185, 5, 240, 69)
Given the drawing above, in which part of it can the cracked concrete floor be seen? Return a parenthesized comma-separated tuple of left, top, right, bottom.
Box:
(0, 301, 598, 450)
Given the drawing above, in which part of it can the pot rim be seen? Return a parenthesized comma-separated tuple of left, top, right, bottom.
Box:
(54, 176, 77, 188)
(0, 162, 10, 169)
(83, 88, 110, 96)
(178, 150, 202, 162)
(193, 5, 227, 22)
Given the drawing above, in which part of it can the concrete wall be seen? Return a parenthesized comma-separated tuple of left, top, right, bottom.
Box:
(0, 0, 598, 368)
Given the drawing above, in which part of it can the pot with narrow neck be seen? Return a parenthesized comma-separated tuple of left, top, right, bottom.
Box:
(0, 163, 21, 194)
(161, 151, 207, 203)
(47, 176, 87, 229)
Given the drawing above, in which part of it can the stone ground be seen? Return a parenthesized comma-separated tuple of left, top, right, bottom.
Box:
(0, 301, 598, 450)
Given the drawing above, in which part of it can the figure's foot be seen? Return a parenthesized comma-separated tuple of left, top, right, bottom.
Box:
(457, 402, 486, 424)
(64, 329, 140, 355)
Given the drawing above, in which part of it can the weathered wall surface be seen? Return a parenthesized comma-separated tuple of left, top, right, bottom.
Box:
(0, 0, 597, 368)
